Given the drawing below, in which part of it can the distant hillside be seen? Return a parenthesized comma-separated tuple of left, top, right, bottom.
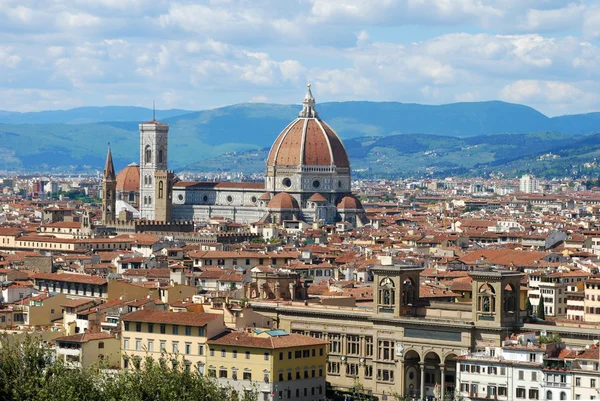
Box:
(2, 100, 600, 173)
(183, 132, 600, 179)
(0, 106, 193, 125)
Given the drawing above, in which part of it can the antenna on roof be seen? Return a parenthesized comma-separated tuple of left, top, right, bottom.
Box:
(152, 101, 156, 121)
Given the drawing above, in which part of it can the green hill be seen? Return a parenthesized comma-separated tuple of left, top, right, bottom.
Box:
(2, 100, 600, 173)
(183, 132, 600, 179)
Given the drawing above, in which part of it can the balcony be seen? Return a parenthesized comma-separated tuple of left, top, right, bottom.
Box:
(543, 381, 568, 388)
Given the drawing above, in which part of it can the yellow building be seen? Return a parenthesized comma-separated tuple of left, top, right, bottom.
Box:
(54, 332, 120, 369)
(206, 329, 328, 401)
(584, 277, 600, 322)
(120, 310, 225, 372)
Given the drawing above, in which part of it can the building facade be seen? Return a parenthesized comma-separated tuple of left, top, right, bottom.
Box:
(139, 120, 169, 220)
(251, 261, 524, 400)
(206, 329, 328, 401)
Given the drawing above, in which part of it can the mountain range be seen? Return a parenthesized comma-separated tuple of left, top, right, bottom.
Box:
(1, 101, 600, 177)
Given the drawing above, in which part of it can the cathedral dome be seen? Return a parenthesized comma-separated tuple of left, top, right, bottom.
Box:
(266, 84, 350, 168)
(267, 192, 300, 210)
(336, 194, 363, 210)
(308, 193, 327, 202)
(116, 163, 140, 192)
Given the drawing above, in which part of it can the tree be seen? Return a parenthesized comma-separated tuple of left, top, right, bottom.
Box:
(526, 298, 533, 317)
(537, 296, 546, 320)
(0, 334, 257, 401)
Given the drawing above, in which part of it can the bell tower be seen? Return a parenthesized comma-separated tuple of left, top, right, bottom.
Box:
(372, 257, 423, 318)
(470, 270, 523, 328)
(102, 144, 116, 224)
(139, 118, 169, 220)
(154, 170, 174, 222)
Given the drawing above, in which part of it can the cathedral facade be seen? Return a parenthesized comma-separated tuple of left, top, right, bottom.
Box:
(104, 85, 366, 227)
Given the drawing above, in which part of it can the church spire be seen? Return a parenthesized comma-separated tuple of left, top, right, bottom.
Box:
(299, 82, 318, 118)
(103, 143, 116, 180)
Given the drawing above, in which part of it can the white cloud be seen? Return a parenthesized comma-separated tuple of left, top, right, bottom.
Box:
(499, 80, 598, 114)
(0, 0, 600, 116)
(250, 95, 268, 103)
(0, 47, 21, 68)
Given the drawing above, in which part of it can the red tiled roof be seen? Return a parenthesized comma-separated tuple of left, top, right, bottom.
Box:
(34, 272, 107, 285)
(208, 330, 328, 349)
(55, 332, 115, 343)
(122, 310, 221, 327)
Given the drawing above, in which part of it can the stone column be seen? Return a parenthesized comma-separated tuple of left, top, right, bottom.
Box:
(420, 362, 425, 401)
(398, 359, 405, 398)
(440, 364, 445, 401)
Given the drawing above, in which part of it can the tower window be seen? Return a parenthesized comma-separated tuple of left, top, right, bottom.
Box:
(158, 149, 163, 164)
(158, 181, 164, 199)
(145, 146, 152, 164)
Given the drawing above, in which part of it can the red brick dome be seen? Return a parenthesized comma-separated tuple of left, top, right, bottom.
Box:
(267, 85, 349, 169)
(267, 192, 300, 210)
(116, 163, 140, 192)
(336, 195, 362, 210)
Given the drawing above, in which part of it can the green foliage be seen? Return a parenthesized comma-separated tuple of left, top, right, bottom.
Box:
(0, 335, 256, 401)
(537, 297, 546, 320)
(539, 333, 562, 344)
(526, 298, 533, 317)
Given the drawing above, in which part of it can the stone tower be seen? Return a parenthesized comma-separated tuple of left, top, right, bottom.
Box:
(470, 269, 523, 328)
(372, 256, 423, 318)
(139, 119, 169, 220)
(154, 170, 174, 222)
(102, 145, 116, 224)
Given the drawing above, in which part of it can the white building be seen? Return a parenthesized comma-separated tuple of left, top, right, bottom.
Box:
(456, 333, 600, 401)
(520, 174, 540, 194)
(457, 333, 548, 401)
(528, 271, 589, 318)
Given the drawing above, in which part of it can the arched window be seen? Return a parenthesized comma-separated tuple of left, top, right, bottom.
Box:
(379, 277, 395, 307)
(547, 391, 552, 400)
(560, 392, 567, 400)
(145, 145, 152, 164)
(143, 196, 147, 205)
(148, 196, 152, 205)
(403, 278, 416, 306)
(478, 283, 496, 313)
(504, 284, 517, 312)
(158, 149, 163, 164)
(158, 181, 164, 199)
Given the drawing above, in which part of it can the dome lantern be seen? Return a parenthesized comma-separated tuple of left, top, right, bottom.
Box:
(299, 82, 318, 118)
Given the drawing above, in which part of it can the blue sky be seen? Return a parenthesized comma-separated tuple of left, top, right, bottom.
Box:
(1, 0, 600, 116)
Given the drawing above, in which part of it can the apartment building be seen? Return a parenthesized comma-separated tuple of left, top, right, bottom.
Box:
(456, 333, 565, 401)
(528, 271, 589, 318)
(33, 272, 108, 299)
(456, 333, 600, 401)
(120, 310, 225, 372)
(584, 277, 600, 323)
(570, 347, 600, 401)
(566, 282, 585, 321)
(54, 331, 120, 369)
(188, 251, 298, 271)
(206, 329, 328, 401)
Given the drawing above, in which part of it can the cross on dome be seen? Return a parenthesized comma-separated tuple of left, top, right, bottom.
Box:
(299, 82, 318, 118)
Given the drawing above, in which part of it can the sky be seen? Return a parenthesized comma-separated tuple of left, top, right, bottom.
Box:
(2, 0, 600, 116)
